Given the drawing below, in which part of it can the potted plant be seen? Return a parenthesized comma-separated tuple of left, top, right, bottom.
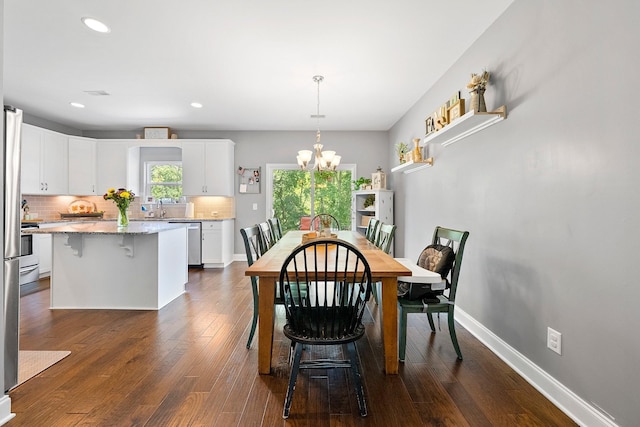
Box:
(395, 142, 409, 164)
(352, 177, 372, 191)
(363, 194, 375, 210)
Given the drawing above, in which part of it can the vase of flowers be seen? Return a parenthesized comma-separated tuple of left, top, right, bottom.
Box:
(395, 142, 409, 164)
(467, 70, 490, 112)
(104, 187, 135, 227)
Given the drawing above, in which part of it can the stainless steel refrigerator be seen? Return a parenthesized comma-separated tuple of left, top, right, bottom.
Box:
(3, 106, 22, 392)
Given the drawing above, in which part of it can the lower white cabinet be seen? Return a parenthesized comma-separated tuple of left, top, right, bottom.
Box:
(201, 220, 234, 268)
(37, 234, 52, 278)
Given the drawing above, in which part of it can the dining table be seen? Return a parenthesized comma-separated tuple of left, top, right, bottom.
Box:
(245, 229, 415, 375)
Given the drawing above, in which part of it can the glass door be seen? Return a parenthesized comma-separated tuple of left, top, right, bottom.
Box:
(267, 164, 355, 233)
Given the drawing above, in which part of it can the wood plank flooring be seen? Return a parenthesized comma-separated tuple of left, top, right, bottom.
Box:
(9, 263, 577, 426)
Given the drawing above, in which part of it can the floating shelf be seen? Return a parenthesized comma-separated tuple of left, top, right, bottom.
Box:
(390, 158, 434, 174)
(422, 105, 507, 147)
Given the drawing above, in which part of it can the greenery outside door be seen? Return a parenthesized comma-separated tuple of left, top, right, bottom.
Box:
(267, 164, 355, 233)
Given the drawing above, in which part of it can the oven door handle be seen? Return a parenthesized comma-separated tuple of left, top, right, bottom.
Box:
(19, 265, 39, 275)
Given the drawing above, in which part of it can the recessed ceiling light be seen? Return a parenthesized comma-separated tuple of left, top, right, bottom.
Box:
(70, 102, 85, 108)
(81, 17, 111, 33)
(191, 102, 203, 108)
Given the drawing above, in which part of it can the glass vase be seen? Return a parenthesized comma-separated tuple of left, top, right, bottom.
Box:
(117, 206, 129, 228)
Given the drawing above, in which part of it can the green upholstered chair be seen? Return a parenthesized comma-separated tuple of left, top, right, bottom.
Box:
(397, 226, 469, 361)
(280, 238, 371, 418)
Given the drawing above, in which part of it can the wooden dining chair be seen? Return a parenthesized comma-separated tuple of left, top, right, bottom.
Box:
(279, 238, 371, 418)
(365, 218, 380, 244)
(311, 213, 340, 231)
(397, 226, 469, 361)
(258, 221, 275, 250)
(240, 225, 267, 349)
(268, 217, 283, 242)
(369, 222, 397, 305)
(375, 223, 396, 255)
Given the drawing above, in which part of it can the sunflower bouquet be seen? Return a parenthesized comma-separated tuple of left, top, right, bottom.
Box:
(104, 188, 135, 226)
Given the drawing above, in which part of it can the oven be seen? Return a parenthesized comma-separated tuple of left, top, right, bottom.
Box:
(19, 224, 40, 286)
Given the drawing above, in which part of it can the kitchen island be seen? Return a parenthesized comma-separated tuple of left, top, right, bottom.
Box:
(24, 221, 188, 310)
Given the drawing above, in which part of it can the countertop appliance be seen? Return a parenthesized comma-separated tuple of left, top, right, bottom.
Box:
(3, 106, 23, 391)
(169, 221, 202, 267)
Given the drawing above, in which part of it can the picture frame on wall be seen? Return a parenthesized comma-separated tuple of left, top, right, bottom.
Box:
(447, 99, 466, 123)
(144, 127, 171, 139)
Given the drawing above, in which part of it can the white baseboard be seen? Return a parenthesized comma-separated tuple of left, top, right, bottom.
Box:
(0, 395, 15, 426)
(455, 309, 618, 427)
(234, 254, 247, 262)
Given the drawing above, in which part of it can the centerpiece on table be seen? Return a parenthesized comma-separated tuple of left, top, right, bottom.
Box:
(103, 187, 135, 227)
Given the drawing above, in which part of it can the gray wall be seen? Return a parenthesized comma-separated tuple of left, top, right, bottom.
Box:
(389, 1, 638, 425)
(87, 129, 390, 253)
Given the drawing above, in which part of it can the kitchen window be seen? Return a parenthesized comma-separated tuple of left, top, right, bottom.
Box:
(144, 161, 183, 202)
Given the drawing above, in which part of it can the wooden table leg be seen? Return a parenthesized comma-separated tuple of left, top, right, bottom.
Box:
(381, 277, 399, 374)
(258, 276, 276, 374)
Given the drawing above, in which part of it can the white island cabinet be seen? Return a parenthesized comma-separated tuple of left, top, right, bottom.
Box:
(24, 222, 188, 310)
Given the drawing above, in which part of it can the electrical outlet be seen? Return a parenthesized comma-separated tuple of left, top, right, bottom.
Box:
(547, 327, 562, 355)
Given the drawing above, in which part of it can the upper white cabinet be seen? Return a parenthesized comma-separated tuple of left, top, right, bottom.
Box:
(68, 136, 97, 195)
(21, 124, 68, 194)
(182, 140, 235, 196)
(96, 140, 133, 195)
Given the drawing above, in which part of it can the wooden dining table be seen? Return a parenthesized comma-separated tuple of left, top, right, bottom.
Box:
(245, 230, 412, 375)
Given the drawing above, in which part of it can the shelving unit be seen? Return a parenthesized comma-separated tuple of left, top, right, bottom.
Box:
(423, 105, 506, 147)
(390, 158, 434, 174)
(391, 106, 506, 174)
(351, 190, 393, 236)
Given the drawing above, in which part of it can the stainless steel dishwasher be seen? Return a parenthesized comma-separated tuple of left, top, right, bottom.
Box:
(170, 221, 202, 266)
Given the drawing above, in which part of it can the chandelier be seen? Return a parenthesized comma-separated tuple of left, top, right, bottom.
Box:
(297, 75, 341, 171)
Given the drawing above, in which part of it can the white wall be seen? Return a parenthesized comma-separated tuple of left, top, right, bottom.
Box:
(389, 1, 639, 426)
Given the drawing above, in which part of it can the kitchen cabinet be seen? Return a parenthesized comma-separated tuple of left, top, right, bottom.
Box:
(21, 124, 69, 194)
(351, 190, 394, 236)
(96, 140, 133, 195)
(182, 140, 234, 196)
(37, 234, 52, 278)
(201, 220, 234, 268)
(68, 136, 98, 195)
(35, 222, 67, 278)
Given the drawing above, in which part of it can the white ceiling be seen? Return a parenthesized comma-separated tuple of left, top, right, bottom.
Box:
(3, 0, 513, 132)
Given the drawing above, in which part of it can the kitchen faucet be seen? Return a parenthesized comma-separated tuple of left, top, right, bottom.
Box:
(157, 200, 166, 218)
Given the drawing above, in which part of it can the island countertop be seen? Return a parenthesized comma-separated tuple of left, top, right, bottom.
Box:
(22, 221, 188, 235)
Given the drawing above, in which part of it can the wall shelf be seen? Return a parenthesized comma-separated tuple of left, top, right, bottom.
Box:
(422, 105, 507, 147)
(390, 158, 434, 174)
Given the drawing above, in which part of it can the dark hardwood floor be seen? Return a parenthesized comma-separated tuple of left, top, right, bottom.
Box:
(9, 263, 577, 426)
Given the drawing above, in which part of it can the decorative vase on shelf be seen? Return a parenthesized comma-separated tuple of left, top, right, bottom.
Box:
(117, 206, 129, 228)
(469, 88, 487, 113)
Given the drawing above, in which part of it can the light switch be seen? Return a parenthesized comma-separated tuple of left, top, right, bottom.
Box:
(252, 203, 258, 211)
